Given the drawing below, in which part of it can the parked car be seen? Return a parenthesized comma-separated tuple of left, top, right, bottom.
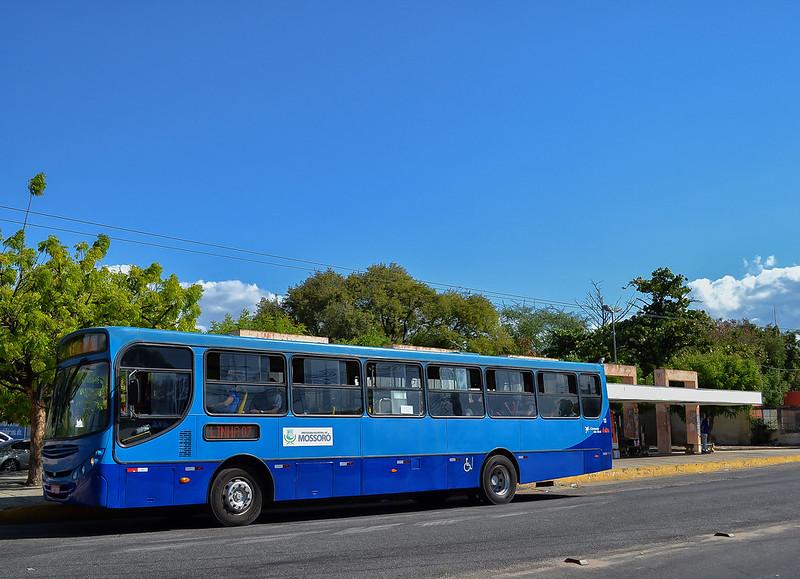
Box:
(0, 432, 13, 443)
(0, 439, 30, 472)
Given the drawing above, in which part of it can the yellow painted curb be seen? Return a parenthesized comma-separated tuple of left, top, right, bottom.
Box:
(542, 454, 800, 487)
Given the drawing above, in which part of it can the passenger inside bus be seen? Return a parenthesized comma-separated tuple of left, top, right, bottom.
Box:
(209, 387, 242, 414)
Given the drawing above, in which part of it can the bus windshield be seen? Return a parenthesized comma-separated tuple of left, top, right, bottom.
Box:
(46, 362, 109, 440)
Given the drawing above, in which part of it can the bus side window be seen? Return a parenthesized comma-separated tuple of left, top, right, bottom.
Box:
(486, 369, 536, 418)
(205, 351, 287, 416)
(537, 372, 579, 418)
(118, 345, 193, 446)
(366, 362, 424, 417)
(427, 365, 484, 417)
(579, 374, 602, 418)
(291, 357, 363, 416)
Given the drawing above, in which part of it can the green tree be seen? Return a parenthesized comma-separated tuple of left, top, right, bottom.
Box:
(670, 349, 765, 411)
(209, 297, 306, 335)
(702, 320, 800, 404)
(500, 305, 589, 357)
(348, 264, 436, 344)
(284, 269, 372, 340)
(283, 263, 513, 353)
(0, 175, 202, 485)
(416, 292, 514, 355)
(617, 268, 713, 375)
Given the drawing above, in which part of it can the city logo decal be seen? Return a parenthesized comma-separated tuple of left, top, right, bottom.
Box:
(282, 427, 334, 447)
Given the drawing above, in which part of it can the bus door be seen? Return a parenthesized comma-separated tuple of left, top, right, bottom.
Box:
(279, 356, 363, 500)
(427, 365, 485, 490)
(115, 345, 195, 508)
(578, 373, 611, 473)
(361, 361, 445, 495)
(526, 371, 585, 480)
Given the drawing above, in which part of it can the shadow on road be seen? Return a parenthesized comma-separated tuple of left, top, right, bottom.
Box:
(0, 490, 576, 540)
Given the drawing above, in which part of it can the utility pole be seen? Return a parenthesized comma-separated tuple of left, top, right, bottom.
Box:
(602, 305, 620, 363)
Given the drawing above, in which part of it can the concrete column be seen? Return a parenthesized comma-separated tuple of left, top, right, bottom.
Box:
(685, 404, 701, 453)
(680, 370, 701, 454)
(654, 368, 700, 455)
(623, 403, 640, 440)
(654, 369, 672, 455)
(655, 404, 672, 454)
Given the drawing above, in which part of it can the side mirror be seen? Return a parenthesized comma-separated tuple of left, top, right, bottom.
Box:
(127, 377, 141, 407)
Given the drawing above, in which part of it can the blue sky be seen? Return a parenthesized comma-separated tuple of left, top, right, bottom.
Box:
(2, 2, 800, 329)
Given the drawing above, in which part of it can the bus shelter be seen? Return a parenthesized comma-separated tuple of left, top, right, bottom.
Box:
(604, 365, 763, 455)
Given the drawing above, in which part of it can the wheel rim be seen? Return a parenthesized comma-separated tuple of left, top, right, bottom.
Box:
(224, 478, 253, 514)
(489, 465, 511, 497)
(1, 461, 17, 472)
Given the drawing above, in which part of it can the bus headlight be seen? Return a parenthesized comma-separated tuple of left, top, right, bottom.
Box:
(73, 449, 105, 480)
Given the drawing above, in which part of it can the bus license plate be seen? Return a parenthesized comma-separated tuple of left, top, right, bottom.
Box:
(51, 484, 60, 494)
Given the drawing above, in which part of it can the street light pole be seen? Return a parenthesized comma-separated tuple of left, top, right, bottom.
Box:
(602, 305, 619, 363)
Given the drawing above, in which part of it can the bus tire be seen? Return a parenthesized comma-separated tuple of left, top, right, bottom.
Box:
(209, 467, 263, 527)
(480, 455, 517, 505)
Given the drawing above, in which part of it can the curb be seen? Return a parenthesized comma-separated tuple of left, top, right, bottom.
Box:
(536, 454, 800, 487)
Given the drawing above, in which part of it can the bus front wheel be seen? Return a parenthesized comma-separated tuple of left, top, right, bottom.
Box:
(209, 467, 263, 527)
(480, 455, 517, 505)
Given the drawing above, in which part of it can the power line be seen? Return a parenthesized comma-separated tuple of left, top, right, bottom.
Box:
(0, 204, 357, 272)
(762, 366, 800, 372)
(0, 207, 587, 311)
(0, 218, 320, 273)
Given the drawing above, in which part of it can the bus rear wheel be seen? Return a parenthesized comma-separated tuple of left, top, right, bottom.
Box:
(209, 467, 263, 527)
(480, 455, 517, 505)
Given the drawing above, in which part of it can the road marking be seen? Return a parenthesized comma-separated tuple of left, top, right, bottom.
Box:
(237, 530, 327, 544)
(491, 511, 530, 518)
(415, 517, 472, 527)
(120, 543, 196, 554)
(335, 522, 404, 535)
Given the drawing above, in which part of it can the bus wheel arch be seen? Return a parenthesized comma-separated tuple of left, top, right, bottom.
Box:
(485, 448, 520, 484)
(479, 449, 519, 505)
(208, 455, 274, 526)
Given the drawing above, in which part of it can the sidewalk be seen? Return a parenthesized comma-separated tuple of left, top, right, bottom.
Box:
(0, 472, 43, 510)
(551, 446, 800, 486)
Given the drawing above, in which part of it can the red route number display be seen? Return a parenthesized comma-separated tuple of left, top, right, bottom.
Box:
(203, 424, 260, 441)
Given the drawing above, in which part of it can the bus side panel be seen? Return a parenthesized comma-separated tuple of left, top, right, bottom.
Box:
(295, 461, 334, 499)
(362, 417, 447, 494)
(519, 451, 585, 483)
(124, 465, 175, 507)
(446, 454, 483, 489)
(276, 417, 362, 500)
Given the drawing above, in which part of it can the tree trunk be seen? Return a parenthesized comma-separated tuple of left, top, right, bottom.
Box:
(25, 396, 46, 487)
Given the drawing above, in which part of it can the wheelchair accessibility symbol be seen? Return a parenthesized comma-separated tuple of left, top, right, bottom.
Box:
(463, 457, 473, 473)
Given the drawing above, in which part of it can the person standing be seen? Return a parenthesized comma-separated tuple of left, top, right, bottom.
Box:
(701, 414, 711, 453)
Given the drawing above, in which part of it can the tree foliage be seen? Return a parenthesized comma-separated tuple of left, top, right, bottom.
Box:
(500, 305, 589, 358)
(615, 268, 714, 376)
(209, 297, 306, 335)
(0, 175, 202, 485)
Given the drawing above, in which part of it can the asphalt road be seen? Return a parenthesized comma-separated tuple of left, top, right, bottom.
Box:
(3, 464, 800, 578)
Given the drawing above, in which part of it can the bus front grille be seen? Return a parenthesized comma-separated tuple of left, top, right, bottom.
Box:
(42, 444, 79, 459)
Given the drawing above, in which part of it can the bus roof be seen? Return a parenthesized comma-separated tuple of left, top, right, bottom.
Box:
(68, 326, 605, 373)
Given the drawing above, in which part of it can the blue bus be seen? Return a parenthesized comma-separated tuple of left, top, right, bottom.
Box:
(43, 327, 612, 526)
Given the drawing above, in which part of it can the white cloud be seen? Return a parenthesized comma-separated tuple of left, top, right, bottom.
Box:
(742, 255, 778, 274)
(102, 263, 280, 331)
(104, 264, 132, 274)
(188, 280, 279, 330)
(690, 257, 800, 328)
